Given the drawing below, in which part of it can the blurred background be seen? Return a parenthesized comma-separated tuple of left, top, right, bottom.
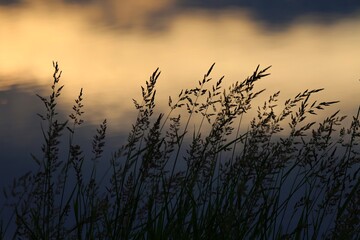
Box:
(0, 0, 359, 191)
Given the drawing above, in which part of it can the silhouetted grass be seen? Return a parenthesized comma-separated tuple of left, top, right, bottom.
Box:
(1, 62, 359, 239)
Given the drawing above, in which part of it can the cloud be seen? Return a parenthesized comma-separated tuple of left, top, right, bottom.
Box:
(179, 0, 360, 26)
(3, 0, 360, 30)
(0, 0, 176, 29)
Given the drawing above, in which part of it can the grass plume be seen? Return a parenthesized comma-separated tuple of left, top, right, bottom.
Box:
(1, 62, 359, 239)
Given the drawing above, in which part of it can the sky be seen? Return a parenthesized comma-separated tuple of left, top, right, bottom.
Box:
(1, 0, 360, 34)
(0, 1, 359, 134)
(0, 0, 360, 187)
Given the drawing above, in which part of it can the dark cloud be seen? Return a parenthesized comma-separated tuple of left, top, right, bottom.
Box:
(0, 0, 20, 5)
(178, 0, 360, 27)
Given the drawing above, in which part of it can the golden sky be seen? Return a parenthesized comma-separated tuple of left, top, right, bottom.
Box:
(0, 1, 359, 128)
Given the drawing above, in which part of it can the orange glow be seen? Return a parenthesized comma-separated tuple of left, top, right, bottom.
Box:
(0, 3, 359, 129)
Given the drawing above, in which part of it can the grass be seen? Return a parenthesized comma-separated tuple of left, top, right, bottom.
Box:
(1, 62, 359, 239)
